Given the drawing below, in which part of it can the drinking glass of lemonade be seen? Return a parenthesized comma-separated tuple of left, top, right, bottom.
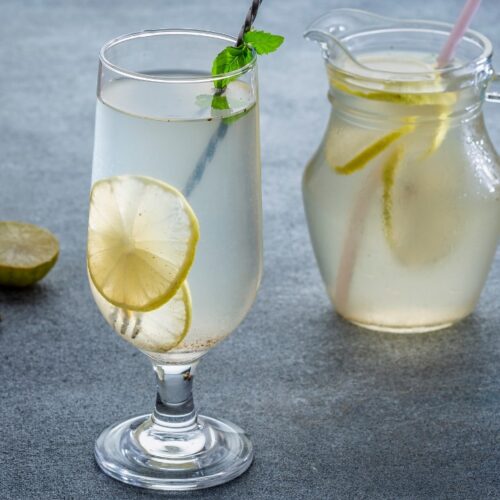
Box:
(303, 9, 500, 333)
(87, 30, 261, 490)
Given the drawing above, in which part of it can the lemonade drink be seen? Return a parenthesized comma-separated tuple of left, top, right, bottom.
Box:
(89, 77, 262, 360)
(303, 50, 500, 332)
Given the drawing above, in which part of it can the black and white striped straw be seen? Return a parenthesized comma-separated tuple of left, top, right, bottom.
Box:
(236, 0, 263, 46)
(184, 0, 264, 197)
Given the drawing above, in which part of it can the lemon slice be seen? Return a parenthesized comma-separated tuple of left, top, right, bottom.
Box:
(87, 175, 199, 312)
(328, 68, 457, 107)
(0, 222, 59, 287)
(332, 125, 414, 175)
(382, 147, 465, 266)
(89, 277, 191, 353)
(382, 146, 405, 247)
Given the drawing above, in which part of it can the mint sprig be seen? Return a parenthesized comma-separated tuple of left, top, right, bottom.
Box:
(211, 95, 230, 110)
(212, 46, 254, 90)
(210, 28, 284, 100)
(243, 30, 284, 54)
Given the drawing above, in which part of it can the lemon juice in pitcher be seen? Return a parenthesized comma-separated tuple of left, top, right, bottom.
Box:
(303, 10, 500, 332)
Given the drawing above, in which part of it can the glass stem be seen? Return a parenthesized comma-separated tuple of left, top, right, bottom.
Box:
(152, 361, 199, 431)
(134, 361, 206, 459)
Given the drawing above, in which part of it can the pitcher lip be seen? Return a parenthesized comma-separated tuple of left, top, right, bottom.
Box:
(304, 8, 493, 81)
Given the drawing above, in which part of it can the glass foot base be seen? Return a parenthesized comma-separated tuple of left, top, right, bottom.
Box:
(95, 414, 253, 491)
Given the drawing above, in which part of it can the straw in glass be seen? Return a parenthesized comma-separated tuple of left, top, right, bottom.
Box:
(184, 0, 263, 197)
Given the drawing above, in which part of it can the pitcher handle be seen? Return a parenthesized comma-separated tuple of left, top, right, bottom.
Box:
(486, 73, 500, 103)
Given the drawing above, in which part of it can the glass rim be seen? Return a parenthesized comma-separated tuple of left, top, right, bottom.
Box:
(99, 29, 257, 84)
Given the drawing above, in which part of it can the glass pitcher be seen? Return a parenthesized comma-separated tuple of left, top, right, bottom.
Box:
(303, 9, 500, 333)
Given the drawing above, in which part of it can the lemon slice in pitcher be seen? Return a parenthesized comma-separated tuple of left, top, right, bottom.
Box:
(331, 124, 414, 175)
(90, 277, 191, 353)
(382, 147, 465, 266)
(87, 175, 199, 312)
(0, 221, 59, 287)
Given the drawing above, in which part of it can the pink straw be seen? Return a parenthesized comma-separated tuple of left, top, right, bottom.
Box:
(437, 0, 482, 67)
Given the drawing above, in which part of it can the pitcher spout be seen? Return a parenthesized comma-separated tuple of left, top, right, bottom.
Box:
(304, 9, 394, 64)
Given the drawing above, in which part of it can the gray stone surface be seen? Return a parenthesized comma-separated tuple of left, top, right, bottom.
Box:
(1, 0, 500, 498)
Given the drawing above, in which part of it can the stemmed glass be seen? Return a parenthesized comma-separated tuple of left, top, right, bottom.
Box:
(87, 30, 262, 490)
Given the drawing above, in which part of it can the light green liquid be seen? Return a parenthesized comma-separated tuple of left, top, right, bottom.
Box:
(304, 52, 500, 332)
(92, 79, 262, 360)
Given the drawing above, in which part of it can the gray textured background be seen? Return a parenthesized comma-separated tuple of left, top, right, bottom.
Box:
(1, 0, 500, 498)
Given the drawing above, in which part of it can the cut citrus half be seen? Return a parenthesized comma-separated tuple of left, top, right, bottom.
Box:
(0, 221, 59, 287)
(90, 276, 191, 353)
(87, 175, 199, 312)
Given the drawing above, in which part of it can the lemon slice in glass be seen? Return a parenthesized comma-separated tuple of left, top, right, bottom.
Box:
(0, 221, 59, 286)
(90, 277, 191, 353)
(87, 175, 199, 312)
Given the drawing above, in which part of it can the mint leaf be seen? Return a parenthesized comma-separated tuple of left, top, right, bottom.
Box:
(195, 94, 213, 108)
(223, 106, 252, 125)
(211, 45, 253, 89)
(243, 30, 284, 55)
(211, 94, 230, 110)
(208, 28, 284, 117)
(195, 93, 229, 111)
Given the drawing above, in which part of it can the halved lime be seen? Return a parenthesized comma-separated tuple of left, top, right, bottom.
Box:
(0, 222, 59, 287)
